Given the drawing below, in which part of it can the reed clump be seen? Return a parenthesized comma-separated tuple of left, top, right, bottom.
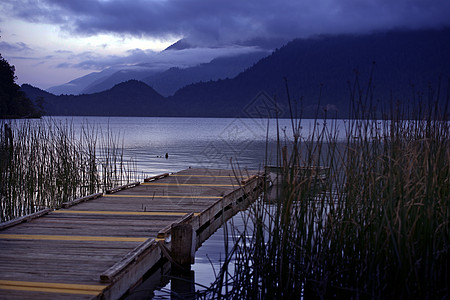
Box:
(204, 93, 449, 298)
(0, 118, 138, 222)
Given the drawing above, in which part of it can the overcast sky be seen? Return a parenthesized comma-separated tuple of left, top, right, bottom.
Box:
(1, 0, 450, 89)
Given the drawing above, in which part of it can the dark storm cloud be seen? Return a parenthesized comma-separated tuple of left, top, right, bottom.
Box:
(5, 0, 450, 44)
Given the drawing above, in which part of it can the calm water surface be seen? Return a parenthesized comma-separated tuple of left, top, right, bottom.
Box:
(43, 116, 347, 175)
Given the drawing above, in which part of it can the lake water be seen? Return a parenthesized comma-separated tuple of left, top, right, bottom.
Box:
(30, 116, 347, 298)
(40, 116, 348, 175)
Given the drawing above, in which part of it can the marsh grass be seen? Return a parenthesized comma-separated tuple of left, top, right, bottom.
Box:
(203, 86, 449, 298)
(0, 118, 139, 222)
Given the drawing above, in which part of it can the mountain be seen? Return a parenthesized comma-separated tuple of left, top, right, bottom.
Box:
(23, 80, 167, 116)
(168, 28, 450, 118)
(80, 66, 160, 94)
(47, 41, 271, 96)
(46, 68, 118, 95)
(164, 39, 195, 51)
(142, 51, 268, 96)
(24, 29, 450, 118)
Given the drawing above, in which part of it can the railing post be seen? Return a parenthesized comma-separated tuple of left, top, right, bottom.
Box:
(171, 223, 195, 267)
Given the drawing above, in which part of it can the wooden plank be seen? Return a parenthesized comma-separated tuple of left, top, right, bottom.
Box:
(53, 210, 200, 216)
(48, 205, 204, 214)
(100, 241, 162, 299)
(106, 181, 141, 194)
(0, 284, 102, 296)
(100, 238, 156, 283)
(170, 174, 246, 178)
(62, 193, 103, 208)
(103, 194, 222, 199)
(0, 239, 139, 251)
(0, 209, 52, 230)
(0, 234, 147, 242)
(193, 175, 263, 233)
(0, 289, 95, 299)
(143, 173, 170, 182)
(241, 174, 259, 185)
(193, 190, 241, 232)
(0, 227, 165, 239)
(0, 280, 107, 293)
(173, 168, 255, 177)
(142, 183, 237, 187)
(196, 200, 239, 248)
(195, 187, 256, 248)
(157, 213, 194, 239)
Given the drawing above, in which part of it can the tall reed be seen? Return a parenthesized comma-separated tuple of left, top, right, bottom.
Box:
(0, 118, 139, 222)
(203, 85, 449, 298)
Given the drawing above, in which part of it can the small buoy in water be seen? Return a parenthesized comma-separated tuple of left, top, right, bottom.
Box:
(165, 153, 169, 159)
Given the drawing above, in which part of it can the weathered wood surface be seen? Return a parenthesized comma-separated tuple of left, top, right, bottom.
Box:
(143, 173, 169, 182)
(0, 168, 262, 299)
(62, 193, 103, 209)
(0, 209, 52, 230)
(105, 182, 141, 194)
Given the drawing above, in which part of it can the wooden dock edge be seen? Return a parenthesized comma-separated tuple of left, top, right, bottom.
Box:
(100, 238, 162, 300)
(0, 208, 52, 230)
(62, 193, 103, 208)
(100, 213, 195, 299)
(157, 212, 194, 240)
(196, 198, 245, 248)
(106, 181, 141, 194)
(100, 174, 263, 299)
(105, 172, 170, 194)
(144, 173, 170, 182)
(194, 174, 263, 248)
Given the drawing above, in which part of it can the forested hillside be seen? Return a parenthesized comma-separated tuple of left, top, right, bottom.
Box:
(22, 29, 450, 118)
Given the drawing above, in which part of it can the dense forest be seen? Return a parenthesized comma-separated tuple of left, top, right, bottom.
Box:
(0, 54, 43, 119)
(169, 28, 450, 118)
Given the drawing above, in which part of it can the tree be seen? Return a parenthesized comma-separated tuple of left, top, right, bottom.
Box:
(0, 53, 42, 118)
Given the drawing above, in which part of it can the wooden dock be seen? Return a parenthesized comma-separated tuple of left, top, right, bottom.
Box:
(0, 168, 263, 299)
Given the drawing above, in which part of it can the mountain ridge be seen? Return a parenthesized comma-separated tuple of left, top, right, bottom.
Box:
(46, 48, 269, 96)
(23, 80, 167, 116)
(23, 28, 450, 118)
(168, 28, 450, 117)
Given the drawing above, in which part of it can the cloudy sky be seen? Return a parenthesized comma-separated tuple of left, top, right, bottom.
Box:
(1, 0, 450, 89)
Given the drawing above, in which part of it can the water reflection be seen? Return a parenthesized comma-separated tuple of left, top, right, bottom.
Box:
(125, 262, 197, 299)
(33, 116, 347, 176)
(126, 210, 248, 299)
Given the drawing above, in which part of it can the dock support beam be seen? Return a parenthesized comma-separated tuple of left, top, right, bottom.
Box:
(171, 223, 195, 267)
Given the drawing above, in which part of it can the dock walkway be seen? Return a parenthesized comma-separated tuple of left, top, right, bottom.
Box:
(0, 168, 263, 299)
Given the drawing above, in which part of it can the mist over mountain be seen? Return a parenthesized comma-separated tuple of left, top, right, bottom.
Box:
(24, 29, 450, 118)
(46, 68, 118, 95)
(142, 51, 268, 96)
(79, 66, 160, 95)
(46, 39, 271, 96)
